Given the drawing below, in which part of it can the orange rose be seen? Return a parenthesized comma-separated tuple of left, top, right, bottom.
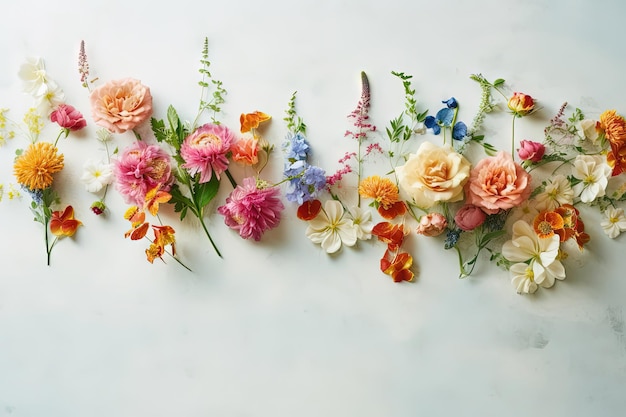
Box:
(465, 151, 531, 214)
(90, 78, 153, 134)
(507, 92, 535, 117)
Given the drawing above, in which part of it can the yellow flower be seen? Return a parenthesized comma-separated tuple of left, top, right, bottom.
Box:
(23, 108, 44, 137)
(14, 142, 64, 190)
(358, 175, 400, 208)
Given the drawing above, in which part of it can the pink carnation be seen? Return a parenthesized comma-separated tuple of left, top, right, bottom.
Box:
(50, 104, 87, 131)
(90, 78, 153, 134)
(454, 204, 487, 231)
(115, 141, 173, 205)
(465, 151, 531, 214)
(180, 123, 234, 183)
(218, 177, 284, 241)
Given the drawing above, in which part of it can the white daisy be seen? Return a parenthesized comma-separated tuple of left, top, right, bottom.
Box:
(306, 200, 358, 254)
(534, 174, 574, 211)
(572, 154, 612, 203)
(601, 206, 626, 239)
(81, 159, 114, 193)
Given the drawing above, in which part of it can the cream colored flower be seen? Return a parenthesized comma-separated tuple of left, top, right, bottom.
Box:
(510, 262, 539, 294)
(601, 206, 626, 239)
(571, 154, 611, 203)
(502, 220, 566, 290)
(349, 206, 374, 240)
(395, 141, 471, 209)
(33, 79, 65, 115)
(306, 200, 358, 253)
(576, 119, 600, 143)
(18, 57, 48, 95)
(534, 174, 574, 211)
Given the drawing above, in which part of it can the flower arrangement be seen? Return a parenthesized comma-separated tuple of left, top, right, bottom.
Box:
(2, 38, 626, 294)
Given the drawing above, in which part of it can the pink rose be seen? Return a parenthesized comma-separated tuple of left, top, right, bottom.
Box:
(50, 104, 87, 131)
(416, 212, 447, 237)
(90, 78, 153, 134)
(454, 204, 487, 231)
(518, 140, 545, 162)
(465, 151, 531, 214)
(508, 92, 535, 117)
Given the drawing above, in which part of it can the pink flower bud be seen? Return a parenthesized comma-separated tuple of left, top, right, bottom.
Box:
(508, 92, 535, 117)
(416, 212, 447, 237)
(454, 204, 487, 232)
(517, 140, 545, 162)
(50, 104, 87, 131)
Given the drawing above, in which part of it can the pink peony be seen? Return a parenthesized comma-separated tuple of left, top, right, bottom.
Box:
(180, 123, 234, 183)
(90, 78, 153, 134)
(50, 104, 87, 131)
(115, 141, 173, 206)
(518, 140, 545, 162)
(454, 204, 487, 231)
(218, 177, 284, 241)
(465, 151, 531, 214)
(416, 212, 447, 237)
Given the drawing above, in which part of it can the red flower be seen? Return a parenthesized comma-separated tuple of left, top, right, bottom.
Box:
(49, 205, 82, 237)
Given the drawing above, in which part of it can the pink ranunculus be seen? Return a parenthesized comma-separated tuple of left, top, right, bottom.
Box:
(454, 204, 487, 231)
(416, 212, 447, 237)
(180, 123, 234, 183)
(50, 104, 87, 131)
(218, 177, 284, 241)
(230, 134, 259, 166)
(507, 92, 535, 117)
(114, 141, 173, 206)
(90, 78, 153, 134)
(465, 151, 531, 214)
(517, 140, 545, 162)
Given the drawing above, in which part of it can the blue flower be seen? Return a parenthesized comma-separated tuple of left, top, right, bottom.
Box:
(452, 121, 467, 140)
(283, 132, 310, 161)
(424, 108, 454, 135)
(443, 97, 458, 108)
(285, 163, 327, 204)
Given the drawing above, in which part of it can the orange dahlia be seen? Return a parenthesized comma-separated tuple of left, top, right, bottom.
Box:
(13, 142, 64, 190)
(600, 110, 626, 147)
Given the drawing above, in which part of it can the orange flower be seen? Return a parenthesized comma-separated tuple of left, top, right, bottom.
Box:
(372, 222, 406, 251)
(607, 142, 626, 176)
(14, 142, 64, 190)
(600, 110, 626, 147)
(153, 225, 176, 250)
(240, 111, 271, 133)
(507, 92, 535, 117)
(123, 206, 149, 240)
(380, 250, 414, 282)
(359, 176, 405, 219)
(554, 204, 577, 242)
(230, 136, 259, 166)
(146, 242, 165, 263)
(49, 205, 82, 237)
(533, 210, 565, 239)
(144, 186, 172, 216)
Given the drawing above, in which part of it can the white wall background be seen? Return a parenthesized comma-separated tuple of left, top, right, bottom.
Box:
(1, 0, 626, 416)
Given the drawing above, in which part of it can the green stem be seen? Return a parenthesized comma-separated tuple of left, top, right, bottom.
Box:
(44, 215, 51, 266)
(197, 209, 222, 258)
(511, 115, 516, 158)
(454, 245, 469, 278)
(224, 169, 237, 189)
(53, 129, 68, 147)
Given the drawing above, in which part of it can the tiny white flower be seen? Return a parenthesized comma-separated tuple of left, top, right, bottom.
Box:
(306, 200, 358, 253)
(576, 119, 600, 143)
(413, 122, 426, 135)
(81, 159, 114, 193)
(349, 206, 374, 240)
(572, 154, 612, 203)
(33, 79, 65, 115)
(96, 128, 113, 143)
(534, 174, 574, 211)
(601, 206, 626, 239)
(510, 262, 539, 294)
(18, 57, 48, 95)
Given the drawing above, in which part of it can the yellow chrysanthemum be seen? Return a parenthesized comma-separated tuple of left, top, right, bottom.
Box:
(14, 142, 64, 190)
(358, 175, 400, 209)
(600, 110, 626, 147)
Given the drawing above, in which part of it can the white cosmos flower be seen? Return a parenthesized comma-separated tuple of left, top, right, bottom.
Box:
(349, 206, 374, 240)
(18, 57, 48, 95)
(510, 262, 539, 294)
(534, 174, 574, 211)
(502, 220, 566, 290)
(33, 79, 65, 115)
(306, 200, 358, 253)
(81, 159, 114, 193)
(572, 154, 612, 203)
(601, 206, 626, 239)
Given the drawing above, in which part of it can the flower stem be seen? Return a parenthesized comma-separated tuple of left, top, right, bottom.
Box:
(197, 211, 222, 258)
(225, 169, 237, 189)
(511, 115, 516, 158)
(453, 245, 469, 278)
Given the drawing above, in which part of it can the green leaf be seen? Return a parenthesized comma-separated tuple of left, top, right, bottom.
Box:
(493, 78, 505, 87)
(168, 184, 194, 220)
(193, 175, 220, 210)
(151, 118, 168, 143)
(167, 105, 180, 133)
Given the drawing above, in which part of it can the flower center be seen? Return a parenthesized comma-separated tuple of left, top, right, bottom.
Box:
(537, 220, 553, 235)
(195, 133, 221, 147)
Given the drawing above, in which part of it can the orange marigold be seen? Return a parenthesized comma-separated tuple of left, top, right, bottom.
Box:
(13, 142, 64, 190)
(359, 175, 400, 208)
(600, 110, 626, 147)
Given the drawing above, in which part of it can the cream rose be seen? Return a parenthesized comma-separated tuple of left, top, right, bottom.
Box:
(90, 78, 153, 134)
(395, 141, 471, 208)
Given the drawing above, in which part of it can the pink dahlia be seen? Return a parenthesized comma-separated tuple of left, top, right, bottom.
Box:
(115, 141, 173, 205)
(218, 177, 284, 241)
(180, 123, 234, 183)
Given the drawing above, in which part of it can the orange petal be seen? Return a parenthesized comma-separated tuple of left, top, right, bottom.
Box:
(297, 199, 322, 220)
(378, 201, 407, 220)
(126, 222, 149, 240)
(240, 111, 271, 133)
(50, 206, 82, 237)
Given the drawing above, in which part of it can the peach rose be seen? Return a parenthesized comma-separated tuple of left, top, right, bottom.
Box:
(395, 141, 471, 209)
(90, 78, 153, 134)
(416, 212, 447, 237)
(465, 151, 531, 214)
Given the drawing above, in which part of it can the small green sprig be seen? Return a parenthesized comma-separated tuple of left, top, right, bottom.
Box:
(465, 74, 502, 155)
(193, 37, 227, 128)
(283, 91, 307, 135)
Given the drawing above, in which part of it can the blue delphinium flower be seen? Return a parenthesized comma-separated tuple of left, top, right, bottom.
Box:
(424, 97, 467, 140)
(285, 163, 326, 204)
(283, 132, 310, 161)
